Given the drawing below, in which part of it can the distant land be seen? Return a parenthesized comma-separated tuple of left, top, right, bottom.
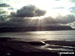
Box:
(0, 25, 74, 32)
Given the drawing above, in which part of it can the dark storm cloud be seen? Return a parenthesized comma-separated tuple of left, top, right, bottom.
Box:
(43, 15, 75, 25)
(0, 3, 10, 7)
(0, 15, 9, 23)
(11, 5, 46, 17)
(0, 5, 46, 26)
(1, 14, 75, 27)
(0, 15, 5, 22)
(56, 15, 75, 24)
(0, 5, 75, 27)
(0, 17, 30, 26)
(0, 11, 7, 23)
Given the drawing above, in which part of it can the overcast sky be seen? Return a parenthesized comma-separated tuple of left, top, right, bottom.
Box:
(0, 0, 75, 28)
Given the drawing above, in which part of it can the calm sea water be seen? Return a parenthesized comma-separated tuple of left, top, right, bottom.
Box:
(0, 30, 75, 41)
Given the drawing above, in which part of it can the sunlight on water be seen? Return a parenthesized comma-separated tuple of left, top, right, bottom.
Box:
(29, 31, 48, 34)
(0, 31, 75, 41)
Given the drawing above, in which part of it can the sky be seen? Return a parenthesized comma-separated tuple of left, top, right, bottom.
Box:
(0, 0, 75, 28)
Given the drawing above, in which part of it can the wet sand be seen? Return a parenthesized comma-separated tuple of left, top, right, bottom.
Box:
(0, 38, 75, 56)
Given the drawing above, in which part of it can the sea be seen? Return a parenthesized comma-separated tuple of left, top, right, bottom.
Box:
(0, 30, 75, 41)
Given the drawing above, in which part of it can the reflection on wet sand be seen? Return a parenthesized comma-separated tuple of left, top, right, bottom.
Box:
(0, 38, 75, 52)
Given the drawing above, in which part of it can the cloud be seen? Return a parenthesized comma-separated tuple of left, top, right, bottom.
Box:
(67, 22, 75, 28)
(0, 15, 5, 22)
(69, 0, 75, 3)
(0, 5, 75, 27)
(69, 7, 75, 13)
(0, 15, 8, 23)
(0, 17, 30, 26)
(54, 7, 65, 9)
(11, 5, 46, 17)
(55, 0, 60, 1)
(57, 15, 75, 24)
(0, 3, 10, 7)
(0, 5, 46, 26)
(43, 15, 75, 25)
(0, 11, 6, 14)
(1, 14, 75, 27)
(0, 10, 10, 23)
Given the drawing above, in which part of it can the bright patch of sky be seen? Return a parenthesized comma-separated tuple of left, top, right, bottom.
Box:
(1, 0, 75, 17)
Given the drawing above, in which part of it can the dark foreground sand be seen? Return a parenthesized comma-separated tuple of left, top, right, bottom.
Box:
(0, 38, 75, 56)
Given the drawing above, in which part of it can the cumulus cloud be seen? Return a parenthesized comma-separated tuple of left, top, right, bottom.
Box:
(0, 5, 46, 26)
(0, 3, 10, 7)
(11, 5, 46, 17)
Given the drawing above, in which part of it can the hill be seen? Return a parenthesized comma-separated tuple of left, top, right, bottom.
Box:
(0, 25, 73, 32)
